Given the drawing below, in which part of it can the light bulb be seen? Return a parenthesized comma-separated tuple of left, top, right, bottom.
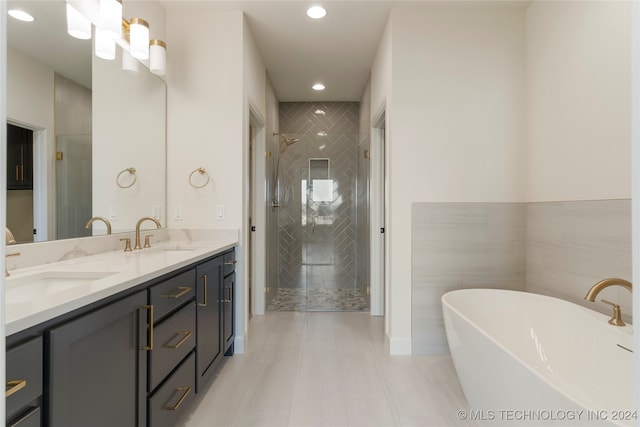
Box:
(129, 18, 150, 60)
(66, 3, 91, 40)
(98, 0, 122, 39)
(149, 40, 166, 76)
(95, 30, 116, 60)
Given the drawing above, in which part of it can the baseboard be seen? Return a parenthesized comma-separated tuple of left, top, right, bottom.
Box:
(388, 335, 412, 355)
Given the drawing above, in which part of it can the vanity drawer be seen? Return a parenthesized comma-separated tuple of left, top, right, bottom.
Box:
(223, 250, 236, 277)
(6, 337, 43, 420)
(8, 406, 41, 427)
(150, 301, 196, 391)
(150, 269, 196, 320)
(148, 352, 196, 427)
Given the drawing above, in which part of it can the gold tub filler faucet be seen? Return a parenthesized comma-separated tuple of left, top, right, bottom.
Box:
(584, 278, 632, 326)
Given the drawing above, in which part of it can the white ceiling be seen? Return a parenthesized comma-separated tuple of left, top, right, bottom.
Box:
(7, 0, 93, 89)
(163, 1, 400, 102)
(7, 1, 521, 102)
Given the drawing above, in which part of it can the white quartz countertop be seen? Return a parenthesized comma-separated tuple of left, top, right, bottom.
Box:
(5, 235, 238, 336)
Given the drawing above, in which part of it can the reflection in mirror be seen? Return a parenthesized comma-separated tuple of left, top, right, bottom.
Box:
(6, 0, 166, 243)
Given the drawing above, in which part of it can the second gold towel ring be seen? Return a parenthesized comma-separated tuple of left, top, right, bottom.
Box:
(189, 167, 210, 188)
(117, 167, 137, 188)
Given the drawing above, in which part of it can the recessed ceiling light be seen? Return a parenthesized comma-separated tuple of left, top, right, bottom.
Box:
(8, 9, 35, 22)
(312, 83, 325, 91)
(307, 6, 327, 20)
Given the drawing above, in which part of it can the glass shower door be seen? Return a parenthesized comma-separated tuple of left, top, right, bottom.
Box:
(267, 132, 369, 312)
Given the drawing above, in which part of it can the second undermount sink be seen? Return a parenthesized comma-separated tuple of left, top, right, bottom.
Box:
(6, 271, 119, 302)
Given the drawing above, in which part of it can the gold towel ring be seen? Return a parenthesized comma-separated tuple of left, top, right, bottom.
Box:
(116, 167, 137, 189)
(189, 167, 210, 188)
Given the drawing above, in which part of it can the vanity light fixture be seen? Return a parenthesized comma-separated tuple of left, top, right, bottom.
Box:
(312, 83, 326, 91)
(95, 29, 116, 60)
(66, 3, 92, 39)
(307, 6, 327, 19)
(122, 49, 139, 72)
(98, 0, 122, 39)
(8, 9, 35, 22)
(129, 18, 150, 60)
(149, 39, 166, 76)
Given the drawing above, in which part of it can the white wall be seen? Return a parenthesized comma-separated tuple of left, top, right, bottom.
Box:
(92, 47, 166, 233)
(369, 16, 394, 347)
(376, 4, 527, 354)
(526, 1, 631, 202)
(241, 17, 268, 347)
(167, 6, 271, 351)
(166, 8, 243, 230)
(7, 47, 56, 239)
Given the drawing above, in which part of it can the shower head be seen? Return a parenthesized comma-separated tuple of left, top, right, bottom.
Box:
(274, 132, 299, 146)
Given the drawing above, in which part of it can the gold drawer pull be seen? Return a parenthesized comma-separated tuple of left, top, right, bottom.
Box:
(141, 305, 154, 350)
(198, 275, 208, 307)
(6, 380, 26, 398)
(162, 286, 192, 299)
(224, 259, 237, 265)
(166, 331, 192, 349)
(165, 386, 191, 411)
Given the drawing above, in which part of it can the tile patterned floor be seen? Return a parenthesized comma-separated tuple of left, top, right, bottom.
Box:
(267, 288, 369, 312)
(179, 312, 478, 427)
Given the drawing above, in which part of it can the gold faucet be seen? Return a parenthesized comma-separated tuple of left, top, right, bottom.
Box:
(85, 216, 112, 235)
(6, 227, 16, 245)
(5, 228, 19, 276)
(584, 278, 632, 326)
(134, 217, 161, 250)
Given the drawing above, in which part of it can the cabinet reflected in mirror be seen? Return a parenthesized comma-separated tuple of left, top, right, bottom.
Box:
(6, 0, 166, 243)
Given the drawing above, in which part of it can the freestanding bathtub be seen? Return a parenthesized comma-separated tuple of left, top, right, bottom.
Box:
(442, 289, 635, 426)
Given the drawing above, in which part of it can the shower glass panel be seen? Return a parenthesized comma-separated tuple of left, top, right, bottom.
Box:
(266, 132, 369, 312)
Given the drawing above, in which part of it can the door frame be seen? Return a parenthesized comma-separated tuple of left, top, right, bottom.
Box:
(370, 108, 386, 317)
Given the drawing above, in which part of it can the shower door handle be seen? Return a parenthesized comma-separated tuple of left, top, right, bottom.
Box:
(310, 211, 317, 234)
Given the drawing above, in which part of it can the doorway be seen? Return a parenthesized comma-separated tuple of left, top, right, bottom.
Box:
(265, 102, 370, 312)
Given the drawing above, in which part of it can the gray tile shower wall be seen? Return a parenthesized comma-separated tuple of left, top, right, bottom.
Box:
(411, 199, 632, 354)
(270, 102, 365, 303)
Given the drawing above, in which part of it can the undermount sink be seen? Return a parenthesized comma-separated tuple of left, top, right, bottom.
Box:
(6, 271, 118, 302)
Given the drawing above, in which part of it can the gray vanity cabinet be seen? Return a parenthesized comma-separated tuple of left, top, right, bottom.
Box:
(47, 290, 148, 427)
(223, 250, 236, 356)
(195, 256, 223, 390)
(223, 272, 235, 355)
(6, 337, 43, 427)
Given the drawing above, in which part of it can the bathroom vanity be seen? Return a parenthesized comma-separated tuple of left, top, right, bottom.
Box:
(5, 235, 237, 427)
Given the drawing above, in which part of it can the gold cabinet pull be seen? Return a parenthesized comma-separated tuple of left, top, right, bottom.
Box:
(224, 259, 237, 265)
(6, 380, 26, 398)
(141, 305, 154, 350)
(21, 165, 25, 181)
(15, 165, 19, 181)
(166, 331, 192, 349)
(161, 286, 192, 299)
(165, 386, 191, 411)
(198, 275, 208, 307)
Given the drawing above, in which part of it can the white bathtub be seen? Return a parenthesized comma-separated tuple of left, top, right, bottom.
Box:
(442, 289, 635, 426)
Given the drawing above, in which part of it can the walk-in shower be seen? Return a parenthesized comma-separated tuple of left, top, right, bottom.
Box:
(266, 102, 370, 312)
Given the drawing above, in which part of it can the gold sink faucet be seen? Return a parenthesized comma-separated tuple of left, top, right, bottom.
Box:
(85, 216, 112, 235)
(134, 217, 161, 250)
(6, 227, 16, 245)
(584, 278, 632, 326)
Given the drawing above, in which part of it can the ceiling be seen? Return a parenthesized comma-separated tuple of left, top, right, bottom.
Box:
(161, 1, 397, 101)
(7, 1, 524, 102)
(7, 0, 92, 88)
